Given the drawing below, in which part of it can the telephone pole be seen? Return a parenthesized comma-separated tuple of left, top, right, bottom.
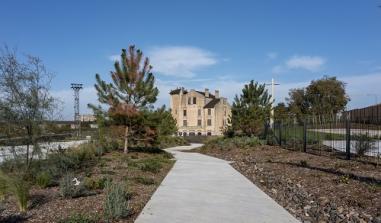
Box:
(71, 83, 83, 138)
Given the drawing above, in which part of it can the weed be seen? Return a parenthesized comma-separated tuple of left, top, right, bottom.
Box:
(339, 175, 350, 184)
(35, 171, 52, 188)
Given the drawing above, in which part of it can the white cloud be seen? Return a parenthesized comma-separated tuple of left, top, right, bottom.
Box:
(267, 52, 278, 60)
(285, 55, 326, 72)
(148, 46, 218, 78)
(272, 55, 326, 74)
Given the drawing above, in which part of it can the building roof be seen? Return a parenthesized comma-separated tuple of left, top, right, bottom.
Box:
(204, 98, 221, 108)
(169, 88, 215, 98)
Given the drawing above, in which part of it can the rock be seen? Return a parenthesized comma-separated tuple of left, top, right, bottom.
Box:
(337, 206, 344, 214)
(304, 205, 312, 211)
(271, 188, 277, 195)
(296, 183, 302, 188)
(373, 216, 381, 223)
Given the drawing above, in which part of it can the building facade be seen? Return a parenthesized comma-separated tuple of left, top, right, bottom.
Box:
(169, 88, 231, 136)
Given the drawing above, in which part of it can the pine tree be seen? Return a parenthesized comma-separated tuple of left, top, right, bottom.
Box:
(90, 45, 158, 153)
(230, 80, 272, 136)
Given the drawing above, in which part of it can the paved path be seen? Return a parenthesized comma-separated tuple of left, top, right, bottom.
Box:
(135, 144, 299, 223)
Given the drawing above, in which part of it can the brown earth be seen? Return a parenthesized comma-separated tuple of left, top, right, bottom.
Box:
(0, 150, 174, 223)
(192, 145, 381, 223)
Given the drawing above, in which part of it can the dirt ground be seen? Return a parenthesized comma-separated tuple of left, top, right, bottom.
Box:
(192, 145, 381, 223)
(0, 150, 174, 223)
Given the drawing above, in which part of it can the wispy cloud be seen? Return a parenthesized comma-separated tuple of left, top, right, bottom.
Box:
(286, 55, 326, 71)
(272, 55, 326, 74)
(148, 46, 218, 78)
(267, 52, 278, 60)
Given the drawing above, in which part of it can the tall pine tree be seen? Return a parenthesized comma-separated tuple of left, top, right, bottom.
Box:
(230, 80, 272, 136)
(90, 45, 158, 153)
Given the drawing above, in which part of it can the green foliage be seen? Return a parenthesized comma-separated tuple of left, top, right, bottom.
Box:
(59, 173, 89, 198)
(59, 213, 98, 223)
(103, 181, 129, 221)
(287, 76, 349, 119)
(0, 171, 29, 212)
(35, 171, 52, 188)
(138, 158, 163, 173)
(83, 176, 110, 190)
(156, 135, 188, 149)
(354, 134, 376, 156)
(204, 136, 262, 150)
(133, 176, 155, 185)
(230, 80, 272, 137)
(89, 45, 159, 153)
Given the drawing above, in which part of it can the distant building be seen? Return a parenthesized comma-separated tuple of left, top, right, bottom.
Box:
(169, 88, 231, 136)
(80, 114, 96, 122)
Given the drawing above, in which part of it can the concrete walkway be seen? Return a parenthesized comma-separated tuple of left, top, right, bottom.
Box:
(135, 144, 299, 223)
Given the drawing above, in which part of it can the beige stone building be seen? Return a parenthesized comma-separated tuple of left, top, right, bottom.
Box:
(169, 88, 231, 136)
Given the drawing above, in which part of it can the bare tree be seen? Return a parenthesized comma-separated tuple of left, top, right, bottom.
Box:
(0, 46, 59, 166)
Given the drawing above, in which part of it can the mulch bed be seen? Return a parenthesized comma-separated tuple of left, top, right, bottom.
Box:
(0, 150, 175, 223)
(192, 145, 381, 223)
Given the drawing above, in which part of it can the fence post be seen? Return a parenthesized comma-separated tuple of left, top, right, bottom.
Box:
(303, 121, 307, 152)
(345, 117, 351, 160)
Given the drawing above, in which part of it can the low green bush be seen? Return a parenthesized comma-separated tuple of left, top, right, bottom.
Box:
(83, 176, 110, 190)
(104, 181, 129, 221)
(204, 136, 262, 150)
(156, 136, 189, 149)
(35, 171, 52, 188)
(59, 173, 91, 198)
(354, 134, 376, 156)
(138, 158, 163, 173)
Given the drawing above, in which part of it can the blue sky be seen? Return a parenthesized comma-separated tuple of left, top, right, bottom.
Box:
(1, 0, 381, 119)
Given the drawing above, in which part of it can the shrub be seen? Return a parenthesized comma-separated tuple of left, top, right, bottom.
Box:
(299, 160, 308, 167)
(59, 213, 98, 223)
(35, 171, 52, 188)
(83, 176, 110, 190)
(354, 134, 376, 156)
(204, 136, 262, 150)
(139, 158, 163, 173)
(156, 136, 189, 149)
(103, 181, 129, 221)
(59, 173, 90, 198)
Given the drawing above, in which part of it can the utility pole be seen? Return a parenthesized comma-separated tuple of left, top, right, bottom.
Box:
(71, 83, 83, 138)
(265, 78, 280, 128)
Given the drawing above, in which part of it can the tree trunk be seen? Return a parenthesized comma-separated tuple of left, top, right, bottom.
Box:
(124, 126, 129, 153)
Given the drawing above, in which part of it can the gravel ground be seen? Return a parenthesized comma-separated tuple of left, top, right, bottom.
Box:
(193, 145, 381, 223)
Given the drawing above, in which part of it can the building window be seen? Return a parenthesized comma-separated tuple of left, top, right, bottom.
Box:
(224, 108, 226, 116)
(207, 132, 212, 136)
(183, 132, 187, 136)
(183, 120, 187, 126)
(197, 132, 202, 136)
(183, 109, 187, 116)
(175, 109, 177, 114)
(198, 109, 201, 116)
(197, 119, 202, 126)
(188, 97, 191, 105)
(193, 97, 196, 104)
(207, 119, 212, 126)
(208, 109, 211, 115)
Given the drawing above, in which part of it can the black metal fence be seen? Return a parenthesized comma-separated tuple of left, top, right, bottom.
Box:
(273, 113, 381, 164)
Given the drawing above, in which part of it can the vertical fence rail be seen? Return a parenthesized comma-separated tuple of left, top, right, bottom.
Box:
(274, 112, 381, 164)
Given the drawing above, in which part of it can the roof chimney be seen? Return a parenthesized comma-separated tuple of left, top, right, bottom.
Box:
(205, 88, 209, 97)
(215, 90, 219, 98)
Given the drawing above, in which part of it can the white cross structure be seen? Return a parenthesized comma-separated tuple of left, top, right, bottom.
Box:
(265, 78, 280, 128)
